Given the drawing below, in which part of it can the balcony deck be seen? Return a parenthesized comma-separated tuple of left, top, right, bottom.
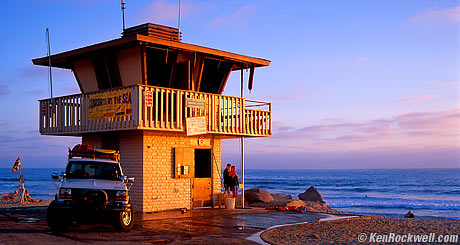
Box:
(38, 85, 272, 137)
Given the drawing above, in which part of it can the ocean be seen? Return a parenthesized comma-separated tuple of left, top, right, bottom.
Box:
(1, 168, 459, 220)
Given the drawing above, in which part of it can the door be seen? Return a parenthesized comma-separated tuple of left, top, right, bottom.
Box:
(193, 149, 212, 207)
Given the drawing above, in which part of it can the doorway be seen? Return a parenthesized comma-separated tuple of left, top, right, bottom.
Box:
(193, 149, 212, 207)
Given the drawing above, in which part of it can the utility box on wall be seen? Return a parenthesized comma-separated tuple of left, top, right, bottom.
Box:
(174, 148, 194, 179)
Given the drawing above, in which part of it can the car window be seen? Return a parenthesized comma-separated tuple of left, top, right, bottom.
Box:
(66, 161, 121, 180)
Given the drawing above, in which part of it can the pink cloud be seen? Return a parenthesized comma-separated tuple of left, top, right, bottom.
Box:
(400, 94, 437, 103)
(210, 5, 254, 28)
(138, 0, 199, 25)
(263, 86, 307, 101)
(239, 108, 460, 154)
(410, 5, 460, 23)
(0, 84, 9, 96)
(395, 109, 460, 135)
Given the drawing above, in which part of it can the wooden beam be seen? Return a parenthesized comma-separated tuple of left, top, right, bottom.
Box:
(187, 60, 191, 91)
(218, 64, 233, 94)
(196, 57, 205, 92)
(141, 45, 147, 85)
(71, 66, 83, 93)
(168, 53, 178, 88)
(248, 65, 255, 91)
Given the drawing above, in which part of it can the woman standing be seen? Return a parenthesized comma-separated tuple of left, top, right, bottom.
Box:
(230, 166, 239, 198)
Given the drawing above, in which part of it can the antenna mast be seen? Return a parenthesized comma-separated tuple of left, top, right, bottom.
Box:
(178, 0, 181, 31)
(46, 28, 53, 99)
(121, 0, 126, 31)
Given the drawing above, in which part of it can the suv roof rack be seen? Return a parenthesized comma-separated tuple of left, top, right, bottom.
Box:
(69, 144, 119, 162)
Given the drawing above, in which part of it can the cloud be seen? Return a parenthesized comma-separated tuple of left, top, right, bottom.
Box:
(400, 94, 436, 103)
(306, 56, 373, 66)
(0, 132, 80, 158)
(210, 4, 254, 28)
(263, 86, 307, 101)
(0, 84, 9, 96)
(263, 85, 335, 102)
(231, 108, 460, 155)
(410, 5, 460, 23)
(19, 65, 71, 78)
(138, 0, 199, 25)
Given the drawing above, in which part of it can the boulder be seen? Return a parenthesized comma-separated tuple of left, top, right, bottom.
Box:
(271, 193, 292, 200)
(286, 199, 306, 207)
(298, 186, 325, 204)
(244, 188, 274, 203)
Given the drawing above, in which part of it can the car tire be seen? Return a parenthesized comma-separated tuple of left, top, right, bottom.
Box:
(46, 201, 70, 232)
(115, 206, 134, 232)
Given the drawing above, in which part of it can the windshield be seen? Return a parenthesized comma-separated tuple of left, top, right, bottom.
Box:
(65, 161, 121, 180)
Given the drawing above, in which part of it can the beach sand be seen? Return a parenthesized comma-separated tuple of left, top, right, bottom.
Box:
(261, 216, 460, 244)
(0, 199, 51, 209)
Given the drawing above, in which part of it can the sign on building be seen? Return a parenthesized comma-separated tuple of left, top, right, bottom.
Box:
(186, 98, 206, 109)
(88, 89, 132, 120)
(186, 116, 207, 136)
(144, 91, 153, 107)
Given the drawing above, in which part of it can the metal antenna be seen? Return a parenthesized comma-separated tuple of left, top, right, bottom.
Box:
(121, 0, 126, 31)
(178, 0, 181, 31)
(46, 28, 53, 99)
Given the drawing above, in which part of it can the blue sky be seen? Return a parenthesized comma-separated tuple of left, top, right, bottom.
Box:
(0, 0, 459, 169)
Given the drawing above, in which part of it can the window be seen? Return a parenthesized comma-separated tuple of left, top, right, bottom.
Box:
(66, 161, 121, 180)
(93, 54, 121, 90)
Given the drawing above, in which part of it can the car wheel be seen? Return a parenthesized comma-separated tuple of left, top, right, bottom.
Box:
(46, 201, 70, 232)
(115, 207, 134, 232)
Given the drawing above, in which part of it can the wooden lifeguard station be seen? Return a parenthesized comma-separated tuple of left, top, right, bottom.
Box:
(32, 23, 272, 212)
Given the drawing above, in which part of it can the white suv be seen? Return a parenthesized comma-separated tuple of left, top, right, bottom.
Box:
(47, 145, 134, 232)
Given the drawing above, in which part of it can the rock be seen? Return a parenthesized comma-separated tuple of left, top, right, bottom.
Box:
(286, 199, 306, 207)
(405, 210, 414, 218)
(271, 193, 292, 200)
(298, 186, 325, 204)
(244, 188, 274, 203)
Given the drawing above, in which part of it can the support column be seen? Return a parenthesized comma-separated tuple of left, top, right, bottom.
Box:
(240, 68, 245, 208)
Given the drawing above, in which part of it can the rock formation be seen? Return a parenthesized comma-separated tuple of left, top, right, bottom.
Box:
(298, 186, 326, 207)
(244, 188, 274, 203)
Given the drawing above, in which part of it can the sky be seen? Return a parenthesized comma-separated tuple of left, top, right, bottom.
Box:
(0, 0, 459, 169)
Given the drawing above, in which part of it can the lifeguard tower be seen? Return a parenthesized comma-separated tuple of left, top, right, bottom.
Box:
(33, 23, 272, 212)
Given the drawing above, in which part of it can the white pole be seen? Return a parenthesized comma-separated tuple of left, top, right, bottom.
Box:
(240, 68, 245, 208)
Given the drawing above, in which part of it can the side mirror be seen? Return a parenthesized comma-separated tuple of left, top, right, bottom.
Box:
(121, 176, 134, 183)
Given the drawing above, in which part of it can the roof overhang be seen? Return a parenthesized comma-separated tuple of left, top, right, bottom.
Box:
(32, 34, 270, 70)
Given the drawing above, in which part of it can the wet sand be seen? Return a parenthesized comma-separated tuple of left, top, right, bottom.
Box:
(2, 202, 458, 244)
(0, 206, 325, 244)
(261, 216, 460, 244)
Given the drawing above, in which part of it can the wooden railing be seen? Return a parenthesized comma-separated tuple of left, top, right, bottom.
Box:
(39, 85, 272, 137)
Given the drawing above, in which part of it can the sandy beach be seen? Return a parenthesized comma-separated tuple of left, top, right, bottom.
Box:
(0, 199, 51, 209)
(261, 216, 460, 244)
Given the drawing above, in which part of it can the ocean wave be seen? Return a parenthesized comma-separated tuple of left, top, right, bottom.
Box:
(330, 203, 460, 211)
(0, 177, 20, 181)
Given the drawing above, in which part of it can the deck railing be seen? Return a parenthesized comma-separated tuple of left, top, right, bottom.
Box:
(39, 85, 272, 137)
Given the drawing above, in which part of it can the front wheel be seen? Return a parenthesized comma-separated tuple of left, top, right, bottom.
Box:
(46, 201, 70, 232)
(114, 208, 134, 232)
